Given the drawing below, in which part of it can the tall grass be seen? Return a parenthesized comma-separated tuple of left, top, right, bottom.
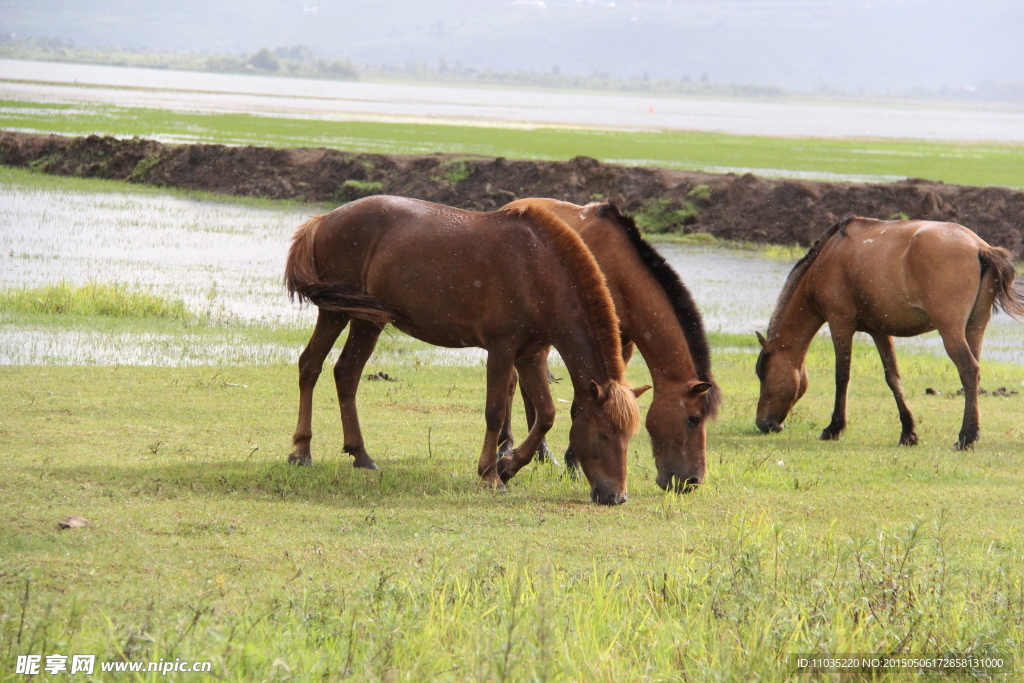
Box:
(0, 282, 189, 319)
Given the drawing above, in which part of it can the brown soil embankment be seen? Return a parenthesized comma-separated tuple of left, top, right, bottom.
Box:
(2, 131, 1022, 256)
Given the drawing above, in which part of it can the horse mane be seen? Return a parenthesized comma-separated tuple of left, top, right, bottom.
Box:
(596, 202, 722, 418)
(505, 204, 641, 435)
(766, 215, 855, 340)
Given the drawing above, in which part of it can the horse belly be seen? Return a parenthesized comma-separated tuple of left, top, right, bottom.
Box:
(857, 300, 934, 337)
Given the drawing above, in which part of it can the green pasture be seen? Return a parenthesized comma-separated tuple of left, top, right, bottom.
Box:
(2, 305, 1023, 680)
(3, 99, 1024, 188)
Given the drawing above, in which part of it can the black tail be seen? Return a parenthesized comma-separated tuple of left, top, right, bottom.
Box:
(979, 245, 1024, 322)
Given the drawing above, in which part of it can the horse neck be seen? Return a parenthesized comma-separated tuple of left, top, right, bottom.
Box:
(769, 279, 825, 361)
(550, 308, 621, 393)
(580, 219, 699, 391)
(622, 289, 699, 390)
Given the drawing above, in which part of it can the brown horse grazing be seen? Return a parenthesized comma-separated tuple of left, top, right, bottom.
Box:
(501, 199, 722, 492)
(755, 216, 1024, 449)
(284, 195, 642, 505)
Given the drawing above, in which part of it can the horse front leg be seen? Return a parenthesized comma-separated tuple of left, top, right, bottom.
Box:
(334, 319, 383, 469)
(497, 352, 556, 483)
(521, 348, 558, 465)
(870, 333, 918, 445)
(821, 321, 854, 441)
(480, 350, 516, 491)
(497, 368, 518, 457)
(290, 311, 349, 466)
(938, 329, 981, 450)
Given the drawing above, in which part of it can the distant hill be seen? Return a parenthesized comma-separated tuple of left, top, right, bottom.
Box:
(1, 0, 1022, 93)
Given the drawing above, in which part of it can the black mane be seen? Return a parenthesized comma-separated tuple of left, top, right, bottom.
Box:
(597, 202, 723, 418)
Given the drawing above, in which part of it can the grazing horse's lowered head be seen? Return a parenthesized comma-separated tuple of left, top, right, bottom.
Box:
(754, 330, 808, 434)
(570, 379, 644, 504)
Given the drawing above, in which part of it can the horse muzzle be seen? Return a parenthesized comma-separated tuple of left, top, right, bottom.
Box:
(590, 485, 627, 506)
(756, 418, 784, 434)
(656, 470, 701, 493)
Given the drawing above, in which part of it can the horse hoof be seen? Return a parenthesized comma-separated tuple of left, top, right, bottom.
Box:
(899, 433, 919, 446)
(353, 458, 379, 470)
(482, 477, 508, 493)
(954, 439, 976, 451)
(288, 452, 312, 467)
(819, 429, 841, 441)
(496, 455, 515, 483)
(538, 443, 560, 467)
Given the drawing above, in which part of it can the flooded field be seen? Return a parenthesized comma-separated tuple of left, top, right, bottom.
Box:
(1, 183, 1022, 366)
(4, 59, 1024, 142)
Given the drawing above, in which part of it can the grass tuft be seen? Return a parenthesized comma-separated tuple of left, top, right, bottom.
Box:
(0, 282, 190, 319)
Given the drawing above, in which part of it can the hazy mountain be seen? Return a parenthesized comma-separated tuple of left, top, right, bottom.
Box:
(1, 0, 1021, 93)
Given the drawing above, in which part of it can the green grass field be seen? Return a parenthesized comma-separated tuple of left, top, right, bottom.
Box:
(2, 309, 1023, 680)
(4, 99, 1024, 188)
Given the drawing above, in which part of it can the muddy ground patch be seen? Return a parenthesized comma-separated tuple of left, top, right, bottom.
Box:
(2, 131, 1022, 256)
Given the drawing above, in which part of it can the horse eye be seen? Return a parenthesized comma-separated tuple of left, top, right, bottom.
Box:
(687, 416, 701, 428)
(596, 431, 610, 441)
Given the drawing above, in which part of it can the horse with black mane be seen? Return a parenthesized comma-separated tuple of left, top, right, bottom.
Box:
(284, 195, 642, 504)
(501, 199, 721, 492)
(755, 216, 1024, 449)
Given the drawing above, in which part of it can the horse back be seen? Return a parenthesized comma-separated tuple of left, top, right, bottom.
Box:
(811, 218, 991, 334)
(310, 196, 584, 346)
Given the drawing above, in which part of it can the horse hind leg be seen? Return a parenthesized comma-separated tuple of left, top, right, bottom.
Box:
(937, 326, 981, 450)
(870, 333, 918, 446)
(290, 311, 349, 466)
(334, 319, 384, 469)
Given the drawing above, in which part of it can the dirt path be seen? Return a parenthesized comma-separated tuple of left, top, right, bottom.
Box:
(2, 131, 1022, 256)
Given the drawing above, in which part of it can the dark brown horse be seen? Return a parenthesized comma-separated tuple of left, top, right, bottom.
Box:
(501, 199, 721, 491)
(756, 216, 1024, 448)
(284, 195, 642, 504)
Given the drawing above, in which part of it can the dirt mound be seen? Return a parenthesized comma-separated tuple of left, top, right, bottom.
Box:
(2, 131, 1022, 256)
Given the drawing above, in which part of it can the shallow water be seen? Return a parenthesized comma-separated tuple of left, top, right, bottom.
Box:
(1, 184, 1021, 366)
(3, 59, 1024, 142)
(0, 185, 312, 325)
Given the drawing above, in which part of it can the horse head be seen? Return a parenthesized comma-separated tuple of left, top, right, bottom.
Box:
(570, 380, 643, 505)
(754, 331, 808, 434)
(646, 380, 716, 492)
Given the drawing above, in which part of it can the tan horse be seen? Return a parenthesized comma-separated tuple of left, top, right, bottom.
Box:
(501, 199, 721, 491)
(284, 196, 642, 504)
(755, 216, 1024, 448)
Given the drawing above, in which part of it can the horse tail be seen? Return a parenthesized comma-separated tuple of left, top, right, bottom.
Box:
(284, 214, 325, 301)
(979, 245, 1024, 322)
(284, 214, 399, 327)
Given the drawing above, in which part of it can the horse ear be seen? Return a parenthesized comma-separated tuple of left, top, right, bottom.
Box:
(755, 331, 768, 351)
(632, 384, 652, 398)
(689, 382, 713, 397)
(589, 380, 608, 403)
